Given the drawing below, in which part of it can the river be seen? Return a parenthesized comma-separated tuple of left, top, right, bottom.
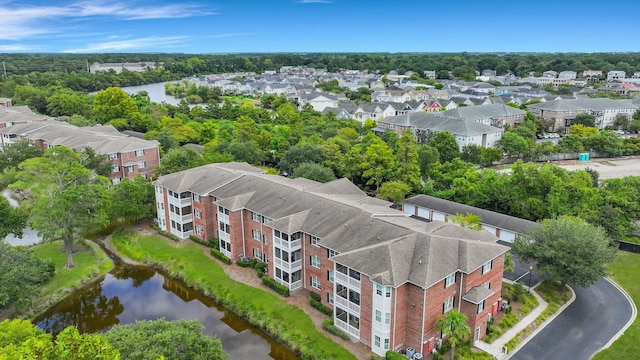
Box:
(33, 256, 300, 360)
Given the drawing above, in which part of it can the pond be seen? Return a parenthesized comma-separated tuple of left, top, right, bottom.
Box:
(1, 187, 42, 246)
(34, 263, 300, 360)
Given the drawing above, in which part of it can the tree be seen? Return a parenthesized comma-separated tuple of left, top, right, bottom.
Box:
(0, 196, 27, 239)
(436, 310, 471, 360)
(361, 137, 397, 191)
(0, 320, 121, 359)
(497, 132, 531, 158)
(573, 113, 596, 127)
(292, 162, 336, 183)
(0, 140, 43, 171)
(12, 147, 111, 268)
(93, 87, 139, 124)
(156, 147, 203, 175)
(110, 176, 155, 222)
(417, 144, 439, 177)
(512, 216, 617, 288)
(480, 147, 502, 166)
(428, 131, 460, 163)
(279, 144, 325, 174)
(613, 113, 629, 130)
(104, 319, 228, 360)
(460, 144, 483, 165)
(0, 242, 54, 310)
(394, 130, 421, 191)
(449, 212, 482, 230)
(378, 181, 410, 204)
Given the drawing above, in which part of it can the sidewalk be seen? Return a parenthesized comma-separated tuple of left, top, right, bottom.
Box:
(474, 286, 548, 360)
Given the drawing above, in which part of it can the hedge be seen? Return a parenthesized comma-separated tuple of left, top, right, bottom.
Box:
(236, 257, 257, 268)
(209, 248, 232, 264)
(189, 235, 219, 249)
(385, 351, 406, 360)
(310, 298, 333, 316)
(261, 276, 290, 297)
(149, 223, 181, 242)
(321, 319, 350, 340)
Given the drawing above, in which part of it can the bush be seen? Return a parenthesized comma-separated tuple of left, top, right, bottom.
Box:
(236, 257, 257, 268)
(322, 319, 350, 340)
(498, 312, 519, 330)
(385, 350, 405, 360)
(254, 262, 267, 278)
(261, 277, 290, 297)
(310, 292, 321, 302)
(209, 248, 231, 265)
(189, 235, 218, 248)
(310, 298, 333, 316)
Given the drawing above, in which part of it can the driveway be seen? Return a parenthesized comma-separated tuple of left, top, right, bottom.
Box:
(501, 245, 634, 360)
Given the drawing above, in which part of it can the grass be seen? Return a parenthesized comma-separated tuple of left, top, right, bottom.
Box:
(112, 231, 357, 360)
(28, 240, 113, 317)
(592, 251, 640, 360)
(221, 95, 260, 105)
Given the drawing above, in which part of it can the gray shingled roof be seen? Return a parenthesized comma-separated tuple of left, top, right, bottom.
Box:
(527, 98, 635, 112)
(463, 286, 495, 304)
(378, 112, 502, 136)
(404, 194, 538, 234)
(441, 104, 525, 120)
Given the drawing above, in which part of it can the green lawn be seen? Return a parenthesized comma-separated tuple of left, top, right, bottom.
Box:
(31, 241, 113, 314)
(221, 95, 260, 105)
(112, 231, 356, 360)
(592, 251, 640, 359)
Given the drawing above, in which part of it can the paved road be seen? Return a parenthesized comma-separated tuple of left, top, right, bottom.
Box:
(499, 243, 634, 360)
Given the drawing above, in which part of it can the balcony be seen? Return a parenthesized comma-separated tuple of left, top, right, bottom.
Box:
(273, 237, 301, 249)
(335, 271, 361, 288)
(274, 258, 302, 272)
(335, 294, 360, 313)
(218, 212, 229, 223)
(219, 231, 230, 242)
(335, 318, 359, 339)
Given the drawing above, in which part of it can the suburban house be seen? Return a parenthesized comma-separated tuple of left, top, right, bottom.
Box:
(527, 98, 638, 131)
(153, 162, 509, 357)
(403, 195, 538, 243)
(0, 120, 160, 183)
(377, 111, 503, 149)
(0, 98, 12, 108)
(440, 104, 526, 128)
(298, 92, 339, 111)
(89, 62, 160, 74)
(607, 71, 626, 82)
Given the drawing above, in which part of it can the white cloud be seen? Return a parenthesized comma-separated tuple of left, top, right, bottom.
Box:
(0, 44, 36, 52)
(0, 1, 214, 40)
(63, 36, 188, 53)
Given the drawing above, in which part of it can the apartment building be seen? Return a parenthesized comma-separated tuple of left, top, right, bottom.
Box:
(0, 104, 48, 129)
(154, 162, 509, 357)
(0, 120, 160, 183)
(527, 98, 637, 131)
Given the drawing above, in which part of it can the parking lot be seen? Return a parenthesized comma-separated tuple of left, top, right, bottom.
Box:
(556, 156, 640, 179)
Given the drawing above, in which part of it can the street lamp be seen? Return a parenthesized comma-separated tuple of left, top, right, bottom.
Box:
(528, 265, 533, 291)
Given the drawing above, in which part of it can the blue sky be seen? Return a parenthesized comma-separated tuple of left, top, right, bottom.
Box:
(1, 0, 639, 53)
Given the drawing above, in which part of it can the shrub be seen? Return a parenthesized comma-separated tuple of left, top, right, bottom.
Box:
(209, 248, 231, 264)
(254, 262, 267, 278)
(511, 283, 528, 302)
(310, 292, 321, 302)
(209, 237, 220, 250)
(261, 277, 290, 297)
(322, 319, 350, 340)
(310, 298, 333, 316)
(236, 257, 257, 268)
(385, 350, 405, 360)
(189, 235, 218, 248)
(498, 312, 519, 329)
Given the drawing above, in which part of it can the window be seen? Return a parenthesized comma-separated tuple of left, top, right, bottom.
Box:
(193, 194, 201, 202)
(328, 270, 334, 282)
(311, 276, 321, 289)
(219, 206, 229, 215)
(155, 186, 162, 194)
(482, 260, 493, 274)
(195, 225, 203, 235)
(251, 211, 261, 222)
(374, 335, 381, 348)
(445, 272, 456, 288)
(112, 177, 121, 185)
(137, 161, 146, 169)
(108, 153, 117, 160)
(328, 249, 338, 258)
(252, 230, 262, 241)
(135, 149, 144, 157)
(327, 293, 334, 304)
(477, 300, 485, 314)
(385, 286, 391, 298)
(112, 165, 119, 173)
(385, 312, 391, 324)
(310, 235, 319, 246)
(484, 282, 491, 289)
(310, 255, 321, 268)
(194, 209, 202, 219)
(376, 284, 383, 296)
(263, 216, 272, 223)
(443, 296, 455, 313)
(126, 166, 134, 172)
(253, 248, 263, 259)
(375, 310, 382, 323)
(384, 338, 390, 350)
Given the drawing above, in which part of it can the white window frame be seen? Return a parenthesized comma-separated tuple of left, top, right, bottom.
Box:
(385, 312, 391, 325)
(310, 235, 319, 246)
(385, 286, 391, 298)
(311, 276, 321, 289)
(252, 212, 261, 222)
(445, 272, 456, 288)
(376, 284, 383, 296)
(477, 300, 485, 314)
(195, 225, 203, 235)
(482, 260, 493, 274)
(252, 230, 262, 241)
(108, 153, 117, 160)
(375, 310, 382, 323)
(310, 255, 321, 269)
(112, 165, 120, 173)
(137, 161, 146, 169)
(194, 209, 202, 219)
(112, 177, 121, 185)
(374, 335, 381, 348)
(384, 338, 390, 350)
(328, 270, 334, 282)
(193, 194, 201, 202)
(444, 296, 454, 313)
(135, 149, 144, 157)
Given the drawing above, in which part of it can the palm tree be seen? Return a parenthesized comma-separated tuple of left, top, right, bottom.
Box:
(436, 309, 471, 360)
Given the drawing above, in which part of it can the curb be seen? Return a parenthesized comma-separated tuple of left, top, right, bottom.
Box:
(504, 285, 576, 359)
(589, 277, 637, 358)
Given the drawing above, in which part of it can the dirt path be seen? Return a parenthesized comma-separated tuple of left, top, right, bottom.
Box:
(127, 221, 373, 360)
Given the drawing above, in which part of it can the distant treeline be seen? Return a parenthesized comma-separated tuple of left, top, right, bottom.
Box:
(2, 52, 640, 87)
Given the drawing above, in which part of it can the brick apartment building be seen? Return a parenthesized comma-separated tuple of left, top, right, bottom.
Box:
(154, 162, 509, 357)
(0, 119, 160, 183)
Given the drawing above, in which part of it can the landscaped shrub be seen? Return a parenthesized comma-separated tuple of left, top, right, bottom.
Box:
(152, 226, 181, 242)
(498, 312, 519, 329)
(310, 291, 321, 302)
(209, 248, 232, 264)
(236, 257, 257, 268)
(261, 276, 290, 297)
(254, 262, 267, 278)
(189, 235, 218, 248)
(209, 237, 220, 250)
(321, 319, 350, 340)
(385, 350, 405, 360)
(310, 298, 333, 316)
(511, 283, 528, 302)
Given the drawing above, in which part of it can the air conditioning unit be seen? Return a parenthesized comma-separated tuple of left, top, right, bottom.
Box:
(435, 338, 443, 350)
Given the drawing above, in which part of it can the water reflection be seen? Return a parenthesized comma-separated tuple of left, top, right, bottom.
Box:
(1, 187, 42, 246)
(34, 264, 299, 360)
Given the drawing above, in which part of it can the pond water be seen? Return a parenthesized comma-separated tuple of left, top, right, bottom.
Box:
(1, 187, 42, 246)
(34, 263, 300, 360)
(118, 82, 184, 106)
